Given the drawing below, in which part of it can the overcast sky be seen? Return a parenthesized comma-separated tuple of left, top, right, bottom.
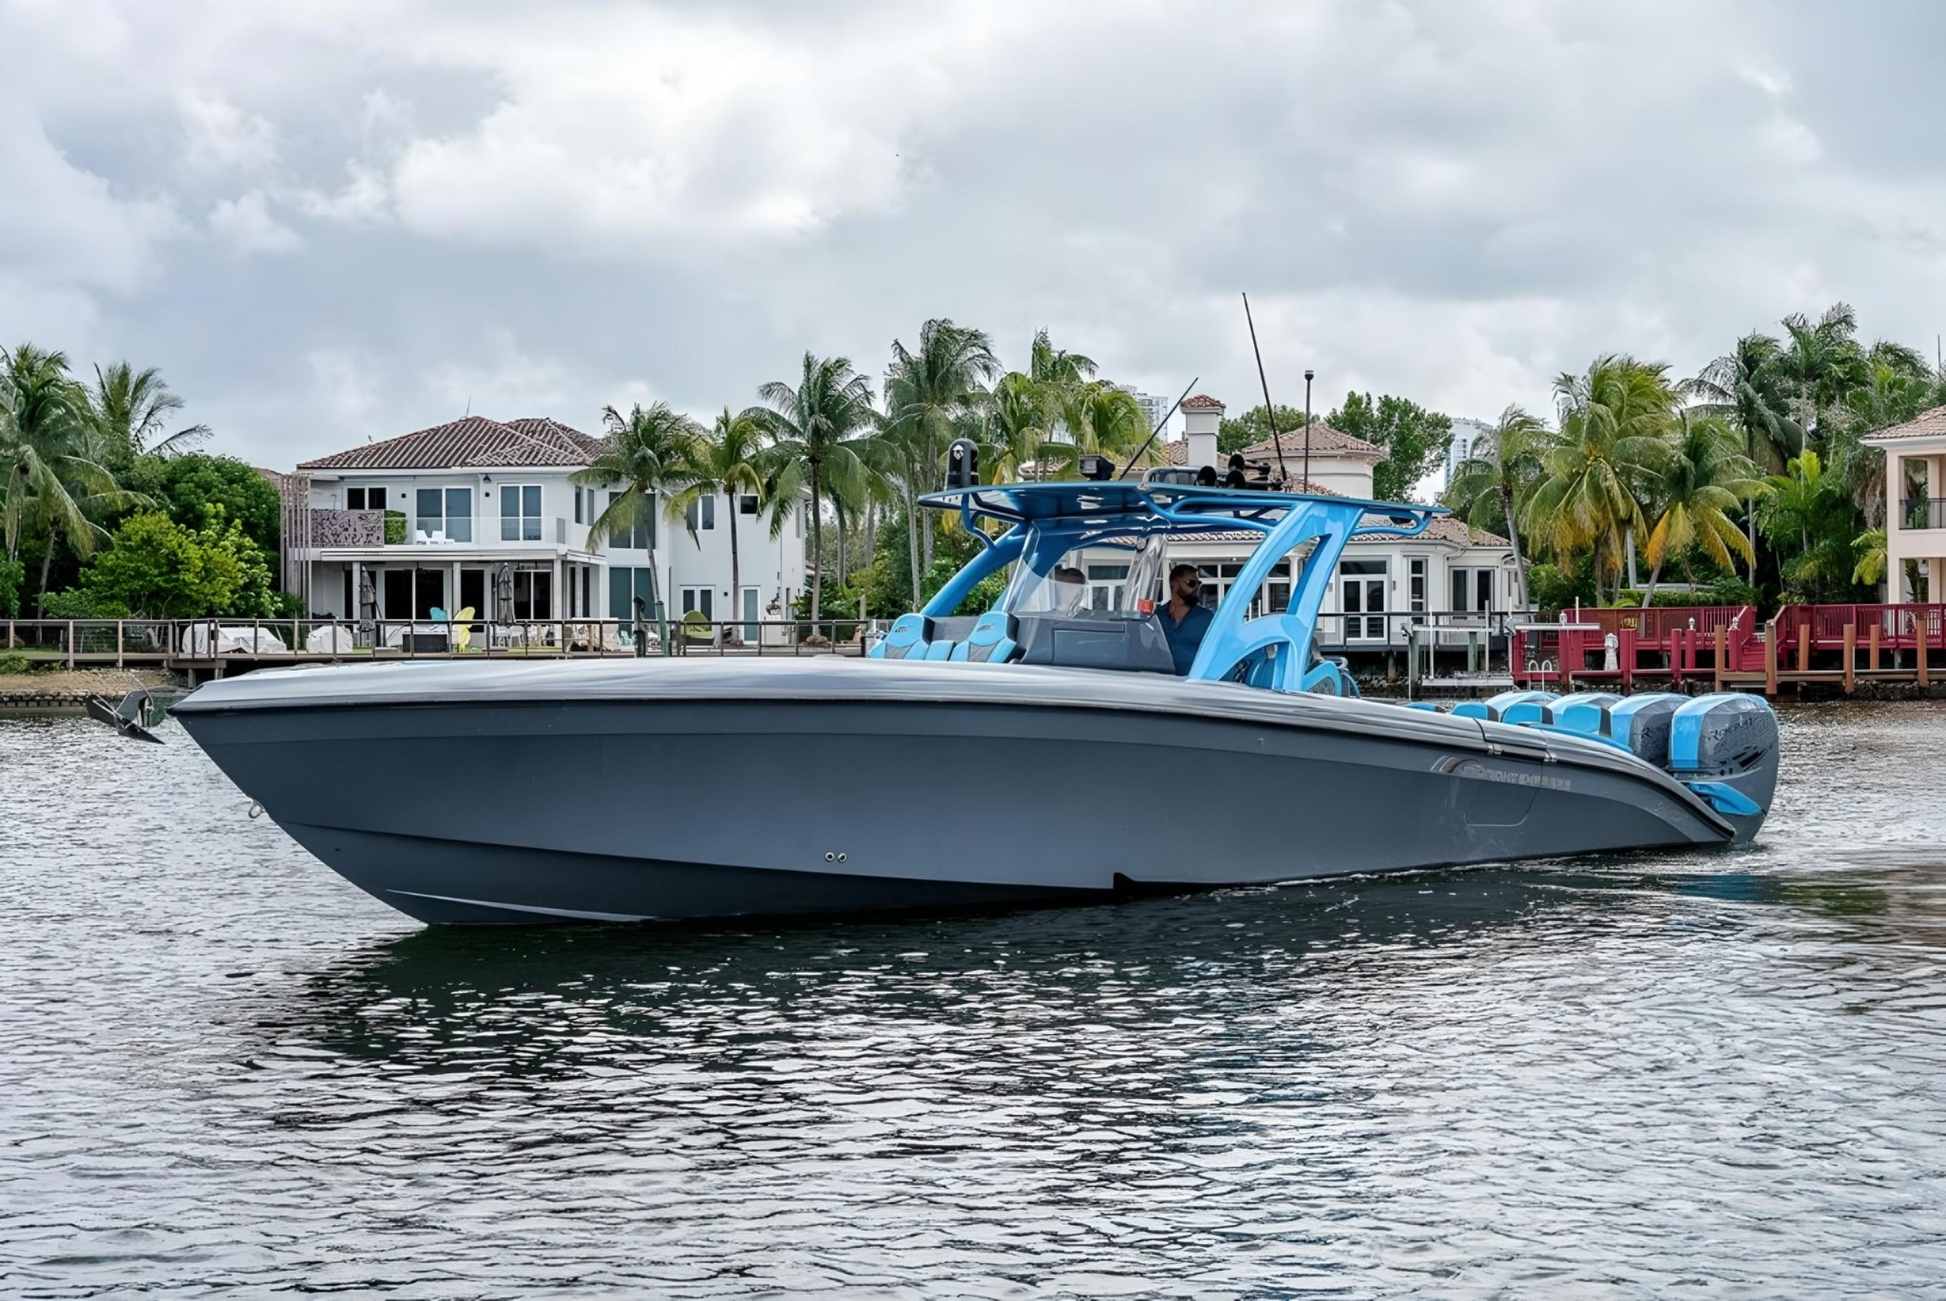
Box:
(4, 0, 1945, 467)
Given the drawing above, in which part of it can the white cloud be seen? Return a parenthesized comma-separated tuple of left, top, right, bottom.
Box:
(307, 347, 384, 426)
(207, 190, 301, 254)
(0, 98, 176, 295)
(4, 0, 1946, 471)
(178, 90, 278, 172)
(424, 333, 574, 417)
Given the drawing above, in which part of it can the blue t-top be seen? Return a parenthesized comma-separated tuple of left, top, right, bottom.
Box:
(1156, 601, 1214, 675)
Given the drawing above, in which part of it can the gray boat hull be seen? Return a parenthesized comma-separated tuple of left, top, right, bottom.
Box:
(172, 658, 1741, 925)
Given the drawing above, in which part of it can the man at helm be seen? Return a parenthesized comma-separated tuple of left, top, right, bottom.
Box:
(1158, 563, 1213, 675)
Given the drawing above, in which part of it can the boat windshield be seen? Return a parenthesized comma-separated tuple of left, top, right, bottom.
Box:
(1002, 531, 1170, 618)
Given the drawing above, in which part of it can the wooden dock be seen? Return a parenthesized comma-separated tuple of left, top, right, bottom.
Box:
(1513, 603, 1946, 696)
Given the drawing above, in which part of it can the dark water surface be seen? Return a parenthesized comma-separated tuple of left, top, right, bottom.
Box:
(3, 704, 1944, 1298)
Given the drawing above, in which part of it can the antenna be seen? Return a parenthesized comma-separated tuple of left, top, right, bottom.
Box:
(1117, 376, 1200, 479)
(1242, 293, 1291, 488)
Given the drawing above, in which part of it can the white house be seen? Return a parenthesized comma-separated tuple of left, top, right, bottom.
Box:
(1158, 395, 1519, 652)
(1864, 403, 1946, 601)
(281, 415, 807, 633)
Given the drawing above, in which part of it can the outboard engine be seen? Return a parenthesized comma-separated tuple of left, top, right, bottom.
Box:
(1666, 693, 1780, 842)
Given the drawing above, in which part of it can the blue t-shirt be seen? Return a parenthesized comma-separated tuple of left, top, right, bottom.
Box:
(1157, 601, 1214, 675)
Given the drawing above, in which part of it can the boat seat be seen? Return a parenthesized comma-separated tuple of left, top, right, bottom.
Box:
(871, 614, 932, 660)
(950, 611, 1019, 664)
(923, 638, 957, 660)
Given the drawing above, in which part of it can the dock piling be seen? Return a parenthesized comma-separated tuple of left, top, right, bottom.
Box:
(1764, 618, 1779, 696)
(1843, 623, 1855, 693)
(1921, 619, 1932, 688)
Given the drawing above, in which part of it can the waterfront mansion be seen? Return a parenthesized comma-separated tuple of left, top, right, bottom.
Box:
(1158, 395, 1519, 654)
(277, 415, 808, 632)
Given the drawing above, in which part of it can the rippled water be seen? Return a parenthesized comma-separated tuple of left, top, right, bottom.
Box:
(2, 704, 1944, 1297)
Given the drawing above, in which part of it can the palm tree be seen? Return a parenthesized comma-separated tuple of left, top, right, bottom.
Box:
(1685, 333, 1799, 472)
(573, 401, 702, 628)
(1043, 381, 1149, 478)
(1443, 404, 1547, 608)
(1636, 414, 1767, 604)
(1524, 355, 1676, 602)
(1758, 449, 1858, 600)
(665, 408, 771, 642)
(1683, 332, 1799, 581)
(1779, 303, 1867, 450)
(1, 344, 131, 610)
(750, 352, 875, 627)
(1029, 327, 1096, 390)
(883, 320, 999, 591)
(1829, 342, 1941, 526)
(976, 371, 1049, 484)
(89, 362, 210, 465)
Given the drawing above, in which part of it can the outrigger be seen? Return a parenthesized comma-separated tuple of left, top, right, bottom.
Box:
(168, 452, 1779, 925)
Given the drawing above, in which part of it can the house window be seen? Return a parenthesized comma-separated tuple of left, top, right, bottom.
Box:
(511, 569, 552, 619)
(1408, 558, 1427, 613)
(680, 586, 714, 620)
(1339, 558, 1388, 641)
(684, 494, 717, 532)
(345, 486, 384, 510)
(1450, 567, 1496, 613)
(1087, 563, 1128, 612)
(501, 485, 543, 542)
(574, 486, 583, 525)
(1262, 559, 1293, 617)
(415, 487, 472, 542)
(609, 567, 656, 619)
(606, 490, 653, 550)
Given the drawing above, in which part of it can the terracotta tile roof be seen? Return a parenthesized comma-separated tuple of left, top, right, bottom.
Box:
(1423, 516, 1509, 546)
(1179, 394, 1226, 411)
(1247, 424, 1383, 459)
(297, 415, 603, 471)
(1864, 404, 1946, 442)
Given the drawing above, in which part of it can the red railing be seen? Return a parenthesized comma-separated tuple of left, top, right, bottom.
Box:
(1511, 606, 1756, 688)
(1771, 603, 1946, 654)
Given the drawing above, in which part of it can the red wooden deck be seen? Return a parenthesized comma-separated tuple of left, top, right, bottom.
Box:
(1512, 603, 1945, 695)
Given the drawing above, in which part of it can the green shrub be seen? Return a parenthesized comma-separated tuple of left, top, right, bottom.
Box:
(0, 558, 21, 618)
(39, 589, 131, 619)
(384, 511, 407, 545)
(0, 650, 32, 675)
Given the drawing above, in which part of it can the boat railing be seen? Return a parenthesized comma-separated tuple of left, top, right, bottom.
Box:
(0, 616, 889, 665)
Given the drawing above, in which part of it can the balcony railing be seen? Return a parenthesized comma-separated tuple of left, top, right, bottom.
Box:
(1902, 497, 1946, 530)
(302, 509, 573, 548)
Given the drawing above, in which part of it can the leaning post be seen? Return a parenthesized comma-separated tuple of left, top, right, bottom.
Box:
(1920, 617, 1932, 688)
(1843, 623, 1856, 693)
(1797, 622, 1810, 674)
(1406, 626, 1419, 699)
(1870, 623, 1881, 672)
(1764, 618, 1778, 696)
(1714, 626, 1726, 690)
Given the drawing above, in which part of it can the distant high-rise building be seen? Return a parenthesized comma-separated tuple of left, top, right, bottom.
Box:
(1118, 385, 1175, 440)
(1443, 418, 1492, 491)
